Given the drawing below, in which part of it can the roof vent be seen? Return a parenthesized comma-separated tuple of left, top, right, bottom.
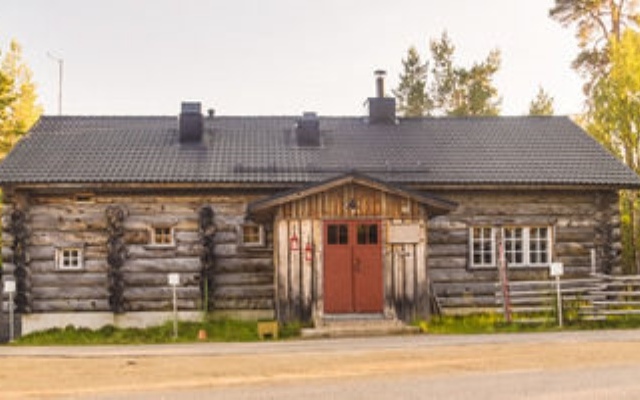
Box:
(179, 101, 203, 143)
(367, 70, 396, 124)
(296, 112, 321, 147)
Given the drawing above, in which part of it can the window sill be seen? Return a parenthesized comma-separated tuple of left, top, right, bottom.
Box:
(468, 264, 551, 271)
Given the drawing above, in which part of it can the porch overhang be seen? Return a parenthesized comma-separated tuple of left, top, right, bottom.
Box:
(248, 172, 457, 216)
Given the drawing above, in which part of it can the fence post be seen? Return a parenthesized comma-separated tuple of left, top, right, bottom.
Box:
(498, 240, 511, 323)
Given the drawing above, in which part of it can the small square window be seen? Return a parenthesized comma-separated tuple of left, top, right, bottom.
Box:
(74, 193, 95, 203)
(152, 227, 174, 246)
(241, 224, 264, 247)
(56, 248, 84, 270)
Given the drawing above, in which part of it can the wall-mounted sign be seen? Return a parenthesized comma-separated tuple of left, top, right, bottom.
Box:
(388, 223, 422, 244)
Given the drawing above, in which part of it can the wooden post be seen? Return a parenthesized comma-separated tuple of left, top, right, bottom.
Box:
(498, 239, 512, 323)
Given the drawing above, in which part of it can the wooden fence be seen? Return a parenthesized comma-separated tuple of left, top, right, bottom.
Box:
(433, 274, 640, 323)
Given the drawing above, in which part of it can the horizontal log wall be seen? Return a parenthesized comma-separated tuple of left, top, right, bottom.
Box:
(427, 189, 620, 309)
(2, 189, 275, 315)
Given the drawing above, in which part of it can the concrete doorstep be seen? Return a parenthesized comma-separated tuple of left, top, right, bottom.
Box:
(301, 315, 420, 339)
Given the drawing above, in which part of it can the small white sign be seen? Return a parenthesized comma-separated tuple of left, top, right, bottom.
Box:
(4, 281, 16, 293)
(550, 262, 564, 277)
(168, 273, 180, 286)
(4, 280, 16, 293)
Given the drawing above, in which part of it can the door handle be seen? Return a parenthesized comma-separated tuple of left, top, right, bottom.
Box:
(354, 257, 361, 273)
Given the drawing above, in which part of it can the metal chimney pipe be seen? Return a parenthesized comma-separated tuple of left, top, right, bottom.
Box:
(374, 70, 386, 98)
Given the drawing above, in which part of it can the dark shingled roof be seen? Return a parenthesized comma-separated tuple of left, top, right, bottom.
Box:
(0, 115, 638, 187)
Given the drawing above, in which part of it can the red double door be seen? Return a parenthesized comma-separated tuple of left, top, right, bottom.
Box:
(324, 220, 383, 313)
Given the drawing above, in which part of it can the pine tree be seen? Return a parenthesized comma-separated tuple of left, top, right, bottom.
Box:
(528, 87, 555, 115)
(427, 32, 502, 116)
(393, 47, 430, 117)
(549, 0, 640, 97)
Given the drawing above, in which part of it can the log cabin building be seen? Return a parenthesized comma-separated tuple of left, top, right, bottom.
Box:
(1, 75, 639, 336)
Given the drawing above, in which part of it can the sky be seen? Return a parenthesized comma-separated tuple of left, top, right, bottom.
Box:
(0, 0, 585, 117)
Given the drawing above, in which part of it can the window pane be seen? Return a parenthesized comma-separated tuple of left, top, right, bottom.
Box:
(471, 227, 494, 267)
(529, 226, 550, 265)
(357, 225, 366, 244)
(504, 227, 524, 266)
(339, 225, 348, 244)
(328, 225, 338, 244)
(369, 225, 378, 244)
(243, 225, 261, 244)
(357, 224, 378, 245)
(328, 225, 348, 245)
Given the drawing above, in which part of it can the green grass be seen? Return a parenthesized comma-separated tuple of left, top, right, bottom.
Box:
(12, 318, 302, 346)
(420, 313, 640, 335)
(12, 313, 640, 345)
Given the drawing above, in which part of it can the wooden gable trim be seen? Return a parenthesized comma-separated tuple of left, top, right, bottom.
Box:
(248, 172, 457, 215)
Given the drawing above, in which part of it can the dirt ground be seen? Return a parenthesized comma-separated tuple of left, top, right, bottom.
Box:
(2, 337, 640, 399)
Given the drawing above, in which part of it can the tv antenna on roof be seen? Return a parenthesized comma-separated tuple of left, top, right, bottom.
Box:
(47, 52, 63, 115)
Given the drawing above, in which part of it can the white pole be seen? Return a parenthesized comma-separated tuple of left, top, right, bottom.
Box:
(9, 292, 14, 342)
(556, 275, 563, 328)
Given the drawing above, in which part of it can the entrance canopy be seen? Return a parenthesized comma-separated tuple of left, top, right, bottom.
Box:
(249, 172, 457, 218)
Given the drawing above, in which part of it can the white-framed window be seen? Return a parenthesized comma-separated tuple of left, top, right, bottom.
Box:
(528, 227, 551, 265)
(470, 227, 496, 268)
(504, 227, 525, 266)
(470, 226, 552, 269)
(56, 247, 84, 270)
(151, 226, 174, 246)
(240, 223, 264, 247)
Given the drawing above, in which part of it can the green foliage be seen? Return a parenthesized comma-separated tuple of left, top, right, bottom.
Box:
(12, 318, 301, 345)
(528, 86, 555, 115)
(589, 29, 640, 171)
(583, 29, 640, 272)
(549, 0, 640, 95)
(620, 193, 637, 273)
(393, 47, 429, 117)
(0, 39, 42, 158)
(394, 32, 502, 117)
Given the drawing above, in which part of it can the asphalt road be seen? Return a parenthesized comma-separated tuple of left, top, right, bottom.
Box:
(2, 330, 640, 399)
(86, 364, 640, 400)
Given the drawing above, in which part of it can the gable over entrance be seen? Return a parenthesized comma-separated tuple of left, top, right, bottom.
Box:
(249, 173, 457, 323)
(249, 173, 457, 219)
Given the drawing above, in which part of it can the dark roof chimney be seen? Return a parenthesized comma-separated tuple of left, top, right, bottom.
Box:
(179, 102, 203, 143)
(296, 112, 321, 147)
(368, 70, 396, 124)
(375, 69, 386, 98)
